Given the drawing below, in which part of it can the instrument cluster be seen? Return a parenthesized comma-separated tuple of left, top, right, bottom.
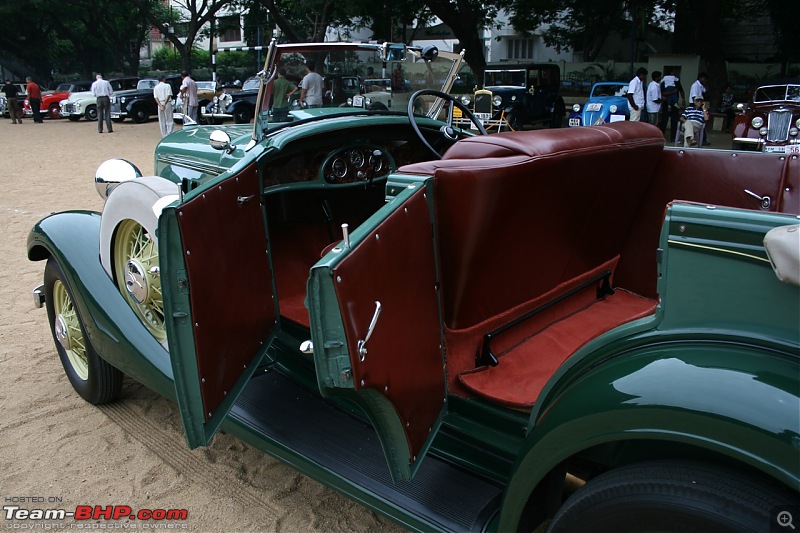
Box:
(323, 145, 393, 184)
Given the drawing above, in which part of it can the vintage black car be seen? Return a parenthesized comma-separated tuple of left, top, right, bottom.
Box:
(457, 62, 565, 131)
(110, 75, 182, 123)
(203, 76, 260, 124)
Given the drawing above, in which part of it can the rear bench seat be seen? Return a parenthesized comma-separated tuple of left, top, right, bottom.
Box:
(399, 122, 665, 409)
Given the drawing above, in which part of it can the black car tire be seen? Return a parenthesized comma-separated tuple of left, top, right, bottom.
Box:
(548, 459, 796, 533)
(233, 106, 252, 124)
(43, 258, 123, 405)
(86, 106, 98, 121)
(67, 115, 81, 122)
(112, 117, 125, 123)
(131, 106, 149, 124)
(508, 111, 524, 131)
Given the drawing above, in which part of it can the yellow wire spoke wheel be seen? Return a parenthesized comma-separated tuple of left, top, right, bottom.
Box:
(113, 219, 166, 341)
(52, 278, 89, 381)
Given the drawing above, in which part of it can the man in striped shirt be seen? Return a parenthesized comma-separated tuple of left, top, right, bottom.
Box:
(679, 95, 709, 147)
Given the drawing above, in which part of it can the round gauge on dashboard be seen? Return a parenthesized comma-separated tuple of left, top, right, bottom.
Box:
(347, 149, 365, 168)
(331, 157, 348, 179)
(369, 153, 384, 173)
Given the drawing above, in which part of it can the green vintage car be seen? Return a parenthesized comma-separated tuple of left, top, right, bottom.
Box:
(28, 39, 800, 532)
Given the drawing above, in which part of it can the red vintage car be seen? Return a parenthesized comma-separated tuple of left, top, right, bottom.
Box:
(24, 80, 92, 119)
(732, 83, 800, 153)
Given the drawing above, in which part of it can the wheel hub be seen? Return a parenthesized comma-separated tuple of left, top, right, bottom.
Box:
(124, 259, 149, 304)
(54, 315, 72, 351)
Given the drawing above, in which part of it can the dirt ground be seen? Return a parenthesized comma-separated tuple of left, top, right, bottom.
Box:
(0, 116, 403, 532)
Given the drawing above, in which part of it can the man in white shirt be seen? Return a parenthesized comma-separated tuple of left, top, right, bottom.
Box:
(153, 75, 174, 137)
(626, 67, 647, 122)
(646, 71, 662, 126)
(299, 61, 324, 108)
(180, 71, 198, 123)
(91, 74, 114, 133)
(690, 72, 710, 144)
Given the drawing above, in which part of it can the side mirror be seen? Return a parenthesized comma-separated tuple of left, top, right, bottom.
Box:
(209, 130, 235, 154)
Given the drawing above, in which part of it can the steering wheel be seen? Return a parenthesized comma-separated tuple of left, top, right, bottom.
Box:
(407, 89, 488, 159)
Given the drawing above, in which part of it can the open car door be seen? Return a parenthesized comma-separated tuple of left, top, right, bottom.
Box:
(160, 163, 276, 448)
(307, 184, 446, 482)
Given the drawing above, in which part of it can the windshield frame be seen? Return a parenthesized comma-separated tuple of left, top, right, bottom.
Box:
(247, 40, 465, 147)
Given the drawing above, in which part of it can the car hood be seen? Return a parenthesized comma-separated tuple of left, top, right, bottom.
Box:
(64, 91, 94, 102)
(154, 124, 256, 181)
(580, 96, 630, 125)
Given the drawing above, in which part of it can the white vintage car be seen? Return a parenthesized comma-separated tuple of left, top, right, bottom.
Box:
(60, 77, 139, 121)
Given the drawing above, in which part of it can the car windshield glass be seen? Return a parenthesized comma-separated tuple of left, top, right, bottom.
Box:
(137, 80, 157, 90)
(55, 84, 72, 92)
(484, 70, 526, 87)
(252, 42, 464, 141)
(242, 78, 260, 91)
(592, 84, 628, 97)
(196, 81, 214, 90)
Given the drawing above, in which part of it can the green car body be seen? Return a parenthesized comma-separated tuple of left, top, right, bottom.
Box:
(28, 40, 800, 532)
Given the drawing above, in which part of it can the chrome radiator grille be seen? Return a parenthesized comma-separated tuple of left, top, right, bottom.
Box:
(767, 110, 792, 142)
(474, 93, 493, 114)
(63, 103, 76, 114)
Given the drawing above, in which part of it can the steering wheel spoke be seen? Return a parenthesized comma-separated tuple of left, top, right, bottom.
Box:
(407, 89, 488, 159)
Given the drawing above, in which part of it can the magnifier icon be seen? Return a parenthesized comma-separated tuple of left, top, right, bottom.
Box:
(778, 511, 795, 529)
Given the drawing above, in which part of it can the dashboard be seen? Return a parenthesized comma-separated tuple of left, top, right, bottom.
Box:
(322, 145, 392, 184)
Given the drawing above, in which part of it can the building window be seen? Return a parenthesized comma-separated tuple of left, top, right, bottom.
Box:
(506, 38, 534, 60)
(219, 15, 241, 42)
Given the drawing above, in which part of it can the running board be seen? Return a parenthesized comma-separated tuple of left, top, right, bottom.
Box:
(227, 371, 502, 532)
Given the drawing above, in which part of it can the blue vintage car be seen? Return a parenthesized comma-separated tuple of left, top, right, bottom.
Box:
(27, 39, 800, 532)
(568, 81, 630, 127)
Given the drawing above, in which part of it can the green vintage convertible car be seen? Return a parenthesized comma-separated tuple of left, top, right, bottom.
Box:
(28, 40, 800, 532)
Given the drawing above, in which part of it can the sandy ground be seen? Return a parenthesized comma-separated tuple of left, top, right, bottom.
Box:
(0, 116, 404, 532)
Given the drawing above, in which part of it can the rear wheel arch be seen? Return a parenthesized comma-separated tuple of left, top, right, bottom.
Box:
(498, 346, 800, 530)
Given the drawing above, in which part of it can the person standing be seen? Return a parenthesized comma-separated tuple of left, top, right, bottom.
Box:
(2, 79, 22, 124)
(180, 71, 198, 123)
(299, 61, 324, 108)
(271, 68, 297, 122)
(690, 72, 710, 145)
(153, 75, 174, 137)
(26, 77, 43, 123)
(645, 71, 662, 126)
(719, 84, 735, 133)
(626, 67, 647, 122)
(659, 67, 685, 139)
(680, 95, 709, 147)
(91, 74, 114, 133)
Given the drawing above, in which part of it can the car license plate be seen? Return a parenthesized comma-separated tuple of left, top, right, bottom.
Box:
(111, 112, 122, 118)
(568, 118, 581, 127)
(475, 113, 491, 121)
(789, 145, 800, 154)
(586, 103, 602, 111)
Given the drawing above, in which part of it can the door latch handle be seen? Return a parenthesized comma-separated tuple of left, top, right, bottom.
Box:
(744, 189, 771, 209)
(357, 301, 382, 361)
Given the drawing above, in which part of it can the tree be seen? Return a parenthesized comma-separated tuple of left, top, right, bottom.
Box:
(130, 0, 237, 72)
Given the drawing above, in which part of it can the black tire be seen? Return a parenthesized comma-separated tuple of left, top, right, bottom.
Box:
(67, 115, 80, 122)
(85, 105, 98, 121)
(131, 106, 149, 124)
(43, 258, 123, 404)
(233, 106, 252, 124)
(112, 117, 125, 123)
(549, 460, 797, 533)
(508, 112, 524, 131)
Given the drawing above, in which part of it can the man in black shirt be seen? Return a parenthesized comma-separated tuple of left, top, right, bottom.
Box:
(2, 80, 22, 124)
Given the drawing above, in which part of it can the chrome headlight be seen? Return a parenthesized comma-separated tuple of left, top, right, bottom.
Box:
(790, 128, 798, 137)
(796, 118, 800, 128)
(460, 95, 471, 106)
(110, 96, 116, 103)
(365, 97, 372, 106)
(346, 97, 353, 106)
(751, 116, 764, 128)
(492, 95, 502, 107)
(610, 105, 618, 113)
(735, 103, 746, 113)
(212, 96, 219, 104)
(95, 158, 142, 200)
(759, 127, 768, 136)
(572, 104, 580, 112)
(120, 97, 126, 104)
(75, 103, 82, 111)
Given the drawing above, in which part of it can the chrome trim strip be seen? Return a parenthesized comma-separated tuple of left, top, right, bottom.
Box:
(156, 155, 226, 176)
(667, 239, 770, 263)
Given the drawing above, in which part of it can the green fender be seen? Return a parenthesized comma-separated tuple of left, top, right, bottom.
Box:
(27, 211, 176, 400)
(497, 339, 800, 530)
